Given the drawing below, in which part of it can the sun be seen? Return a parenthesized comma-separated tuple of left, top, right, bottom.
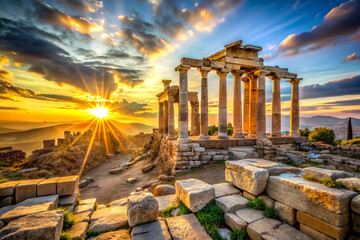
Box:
(88, 105, 109, 119)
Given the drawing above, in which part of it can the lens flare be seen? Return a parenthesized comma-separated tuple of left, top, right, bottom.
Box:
(88, 105, 109, 119)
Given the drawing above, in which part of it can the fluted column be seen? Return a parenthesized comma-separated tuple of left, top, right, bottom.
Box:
(198, 67, 211, 139)
(163, 101, 168, 136)
(175, 64, 191, 142)
(248, 73, 258, 137)
(167, 99, 176, 140)
(256, 73, 266, 138)
(289, 78, 302, 137)
(232, 70, 244, 138)
(241, 77, 250, 135)
(217, 68, 230, 139)
(158, 102, 164, 135)
(271, 76, 281, 137)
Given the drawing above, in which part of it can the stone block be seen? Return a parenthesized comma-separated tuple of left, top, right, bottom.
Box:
(0, 202, 54, 223)
(212, 155, 224, 161)
(127, 192, 159, 227)
(89, 206, 128, 232)
(56, 176, 78, 196)
(242, 191, 256, 200)
(352, 195, 360, 214)
(336, 178, 360, 192)
(74, 204, 94, 214)
(79, 198, 96, 206)
(131, 220, 171, 240)
(241, 158, 302, 176)
(225, 161, 269, 195)
(15, 179, 44, 203)
(0, 181, 21, 197)
(274, 201, 296, 225)
(300, 224, 334, 240)
(155, 194, 177, 211)
(194, 147, 205, 152)
(267, 174, 357, 227)
(175, 178, 215, 212)
(59, 193, 78, 206)
(36, 177, 61, 197)
(258, 195, 274, 208)
(153, 184, 175, 197)
(68, 222, 88, 239)
(92, 229, 130, 240)
(235, 208, 264, 224)
(304, 167, 354, 181)
(213, 183, 240, 198)
(352, 212, 360, 233)
(224, 213, 247, 231)
(75, 211, 91, 223)
(215, 195, 248, 213)
(17, 195, 58, 209)
(297, 211, 349, 240)
(0, 210, 63, 240)
(166, 214, 212, 240)
(0, 196, 13, 207)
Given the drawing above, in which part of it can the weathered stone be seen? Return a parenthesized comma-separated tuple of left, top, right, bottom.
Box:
(75, 211, 91, 223)
(235, 208, 264, 224)
(336, 178, 360, 192)
(37, 177, 61, 196)
(297, 211, 349, 240)
(215, 195, 248, 213)
(127, 178, 137, 183)
(166, 214, 212, 240)
(242, 191, 256, 200)
(0, 181, 21, 197)
(0, 210, 63, 240)
(248, 218, 312, 240)
(258, 195, 274, 208)
(127, 192, 159, 227)
(57, 176, 78, 196)
(79, 179, 89, 188)
(241, 158, 302, 176)
(300, 224, 334, 240)
(153, 185, 175, 197)
(108, 166, 124, 174)
(286, 152, 305, 164)
(0, 196, 13, 207)
(15, 179, 44, 203)
(171, 208, 180, 216)
(109, 197, 128, 207)
(89, 206, 128, 232)
(213, 183, 240, 198)
(142, 163, 155, 173)
(18, 195, 58, 209)
(0, 202, 54, 222)
(304, 167, 354, 181)
(224, 213, 247, 231)
(274, 201, 296, 225)
(0, 220, 4, 230)
(131, 220, 171, 240)
(79, 198, 96, 206)
(225, 161, 269, 195)
(92, 229, 130, 240)
(218, 228, 231, 240)
(175, 178, 215, 212)
(68, 222, 88, 239)
(74, 203, 94, 214)
(59, 193, 78, 206)
(352, 195, 360, 214)
(352, 212, 360, 233)
(158, 175, 174, 182)
(267, 174, 357, 227)
(155, 194, 177, 211)
(97, 204, 106, 210)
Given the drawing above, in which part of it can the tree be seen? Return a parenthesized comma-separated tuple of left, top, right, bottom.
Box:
(347, 117, 353, 140)
(227, 122, 233, 136)
(299, 128, 311, 137)
(308, 127, 335, 144)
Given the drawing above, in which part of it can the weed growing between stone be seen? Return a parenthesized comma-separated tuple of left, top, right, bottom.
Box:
(178, 201, 192, 215)
(263, 207, 279, 219)
(230, 229, 248, 240)
(247, 198, 266, 210)
(86, 230, 104, 238)
(105, 203, 110, 207)
(304, 175, 346, 189)
(60, 208, 76, 230)
(195, 200, 224, 240)
(160, 205, 177, 218)
(60, 232, 70, 240)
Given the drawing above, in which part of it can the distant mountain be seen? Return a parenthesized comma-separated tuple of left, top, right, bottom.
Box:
(0, 127, 19, 134)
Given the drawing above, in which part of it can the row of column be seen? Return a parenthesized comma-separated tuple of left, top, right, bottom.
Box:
(171, 65, 301, 141)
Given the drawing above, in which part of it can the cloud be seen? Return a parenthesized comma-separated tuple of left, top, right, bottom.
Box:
(324, 99, 360, 106)
(0, 106, 25, 110)
(343, 53, 360, 62)
(342, 109, 360, 113)
(278, 0, 360, 56)
(282, 106, 326, 112)
(56, 0, 103, 13)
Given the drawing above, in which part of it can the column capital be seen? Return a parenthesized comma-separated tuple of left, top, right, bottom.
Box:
(269, 75, 281, 81)
(287, 78, 303, 84)
(231, 70, 245, 78)
(216, 68, 231, 77)
(254, 69, 270, 76)
(197, 66, 212, 78)
(175, 64, 191, 73)
(241, 75, 250, 82)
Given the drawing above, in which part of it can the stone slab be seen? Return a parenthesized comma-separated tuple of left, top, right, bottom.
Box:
(258, 195, 274, 208)
(74, 203, 94, 214)
(297, 211, 349, 240)
(79, 198, 96, 206)
(352, 195, 360, 214)
(59, 193, 78, 206)
(92, 229, 130, 240)
(155, 194, 177, 211)
(0, 181, 21, 197)
(300, 224, 337, 240)
(234, 208, 264, 224)
(224, 213, 247, 231)
(175, 179, 215, 212)
(241, 158, 302, 176)
(267, 174, 357, 227)
(336, 178, 360, 192)
(0, 210, 63, 240)
(0, 196, 13, 207)
(109, 197, 128, 207)
(131, 220, 172, 240)
(213, 183, 240, 198)
(68, 222, 88, 239)
(15, 179, 44, 203)
(57, 175, 78, 196)
(304, 167, 354, 181)
(0, 202, 54, 223)
(166, 214, 212, 240)
(215, 194, 248, 213)
(89, 206, 128, 232)
(75, 211, 91, 223)
(127, 192, 159, 227)
(18, 195, 58, 209)
(274, 201, 296, 225)
(37, 177, 61, 196)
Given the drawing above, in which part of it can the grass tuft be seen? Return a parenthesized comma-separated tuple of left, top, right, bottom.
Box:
(263, 207, 279, 219)
(60, 232, 70, 240)
(195, 200, 224, 240)
(159, 205, 177, 219)
(61, 208, 76, 230)
(304, 175, 346, 189)
(105, 203, 110, 208)
(86, 230, 103, 238)
(178, 201, 192, 215)
(247, 198, 266, 211)
(230, 229, 247, 240)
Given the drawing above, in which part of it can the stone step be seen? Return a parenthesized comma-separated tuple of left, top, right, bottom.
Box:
(213, 183, 240, 198)
(68, 222, 88, 239)
(215, 194, 248, 213)
(155, 194, 177, 211)
(131, 220, 171, 240)
(241, 158, 302, 176)
(234, 208, 264, 224)
(89, 206, 128, 232)
(304, 167, 354, 181)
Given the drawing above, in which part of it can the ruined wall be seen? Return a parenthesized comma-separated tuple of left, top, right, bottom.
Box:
(0, 147, 26, 164)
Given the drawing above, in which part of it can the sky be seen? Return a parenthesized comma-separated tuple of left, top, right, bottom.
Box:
(0, 0, 359, 127)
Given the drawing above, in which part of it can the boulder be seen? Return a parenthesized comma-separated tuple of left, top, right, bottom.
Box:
(351, 195, 360, 214)
(131, 220, 171, 240)
(225, 161, 269, 195)
(212, 183, 240, 198)
(224, 213, 247, 231)
(68, 222, 88, 239)
(336, 178, 360, 192)
(155, 194, 177, 211)
(0, 210, 63, 240)
(166, 214, 212, 240)
(267, 174, 357, 227)
(274, 201, 296, 225)
(304, 167, 354, 181)
(234, 208, 264, 224)
(89, 206, 128, 232)
(37, 178, 61, 196)
(127, 192, 159, 227)
(215, 195, 248, 213)
(92, 229, 130, 240)
(153, 185, 175, 197)
(175, 179, 215, 212)
(56, 176, 78, 196)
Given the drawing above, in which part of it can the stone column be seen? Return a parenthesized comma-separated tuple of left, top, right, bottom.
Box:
(271, 76, 281, 137)
(175, 64, 191, 142)
(163, 101, 169, 136)
(248, 73, 258, 137)
(232, 71, 244, 138)
(158, 102, 164, 135)
(167, 99, 176, 140)
(217, 68, 231, 139)
(190, 101, 200, 136)
(241, 77, 250, 135)
(289, 78, 302, 137)
(198, 67, 211, 139)
(256, 72, 266, 138)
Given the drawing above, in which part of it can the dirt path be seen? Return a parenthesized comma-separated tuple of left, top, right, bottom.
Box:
(175, 163, 226, 185)
(80, 153, 158, 204)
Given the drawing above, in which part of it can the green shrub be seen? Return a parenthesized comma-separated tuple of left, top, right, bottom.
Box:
(334, 139, 341, 146)
(289, 162, 299, 167)
(341, 137, 360, 146)
(227, 122, 233, 136)
(178, 201, 191, 215)
(60, 232, 70, 240)
(308, 127, 335, 144)
(159, 205, 177, 219)
(299, 128, 311, 137)
(62, 209, 76, 230)
(0, 162, 9, 167)
(263, 207, 279, 219)
(86, 230, 103, 238)
(195, 200, 224, 240)
(231, 229, 247, 240)
(247, 198, 266, 211)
